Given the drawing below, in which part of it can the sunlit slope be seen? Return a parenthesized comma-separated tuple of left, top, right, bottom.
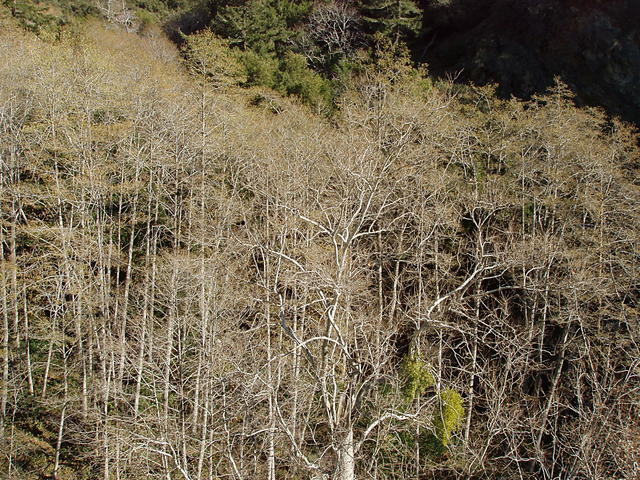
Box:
(1, 14, 639, 480)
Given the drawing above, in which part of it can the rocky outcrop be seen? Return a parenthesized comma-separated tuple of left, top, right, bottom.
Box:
(418, 0, 640, 124)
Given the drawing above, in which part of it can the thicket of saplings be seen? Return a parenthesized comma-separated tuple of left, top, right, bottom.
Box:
(1, 11, 639, 480)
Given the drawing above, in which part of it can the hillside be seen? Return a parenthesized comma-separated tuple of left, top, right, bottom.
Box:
(1, 6, 639, 480)
(419, 0, 640, 125)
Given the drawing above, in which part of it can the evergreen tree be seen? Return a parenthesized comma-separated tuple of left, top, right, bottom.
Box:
(2, 0, 60, 33)
(212, 0, 310, 55)
(359, 0, 422, 45)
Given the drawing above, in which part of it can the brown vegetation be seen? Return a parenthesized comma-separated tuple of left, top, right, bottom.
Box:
(1, 14, 639, 480)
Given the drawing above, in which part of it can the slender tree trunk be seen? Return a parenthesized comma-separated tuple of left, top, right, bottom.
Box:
(196, 382, 210, 480)
(23, 286, 34, 395)
(53, 404, 67, 479)
(264, 197, 276, 480)
(9, 199, 20, 349)
(532, 323, 570, 473)
(0, 212, 9, 437)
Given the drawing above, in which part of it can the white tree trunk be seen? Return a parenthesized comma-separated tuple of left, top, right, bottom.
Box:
(336, 429, 355, 480)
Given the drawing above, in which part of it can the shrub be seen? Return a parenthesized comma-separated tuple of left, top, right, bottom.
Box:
(276, 51, 332, 110)
(400, 354, 434, 402)
(433, 388, 464, 447)
(241, 50, 278, 88)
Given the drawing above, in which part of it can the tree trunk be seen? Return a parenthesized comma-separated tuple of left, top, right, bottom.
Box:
(336, 429, 355, 480)
(0, 217, 9, 437)
(53, 403, 67, 480)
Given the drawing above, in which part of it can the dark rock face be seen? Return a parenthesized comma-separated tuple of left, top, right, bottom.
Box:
(418, 0, 640, 124)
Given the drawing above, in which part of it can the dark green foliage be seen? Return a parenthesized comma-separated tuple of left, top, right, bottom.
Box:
(172, 0, 428, 110)
(3, 0, 62, 33)
(1, 0, 105, 36)
(135, 0, 201, 14)
(240, 49, 278, 87)
(164, 0, 217, 39)
(359, 0, 421, 45)
(197, 0, 335, 107)
(133, 0, 171, 14)
(57, 0, 98, 17)
(275, 52, 333, 110)
(212, 0, 310, 54)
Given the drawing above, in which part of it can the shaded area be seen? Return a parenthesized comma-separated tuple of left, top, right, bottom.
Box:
(418, 0, 640, 125)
